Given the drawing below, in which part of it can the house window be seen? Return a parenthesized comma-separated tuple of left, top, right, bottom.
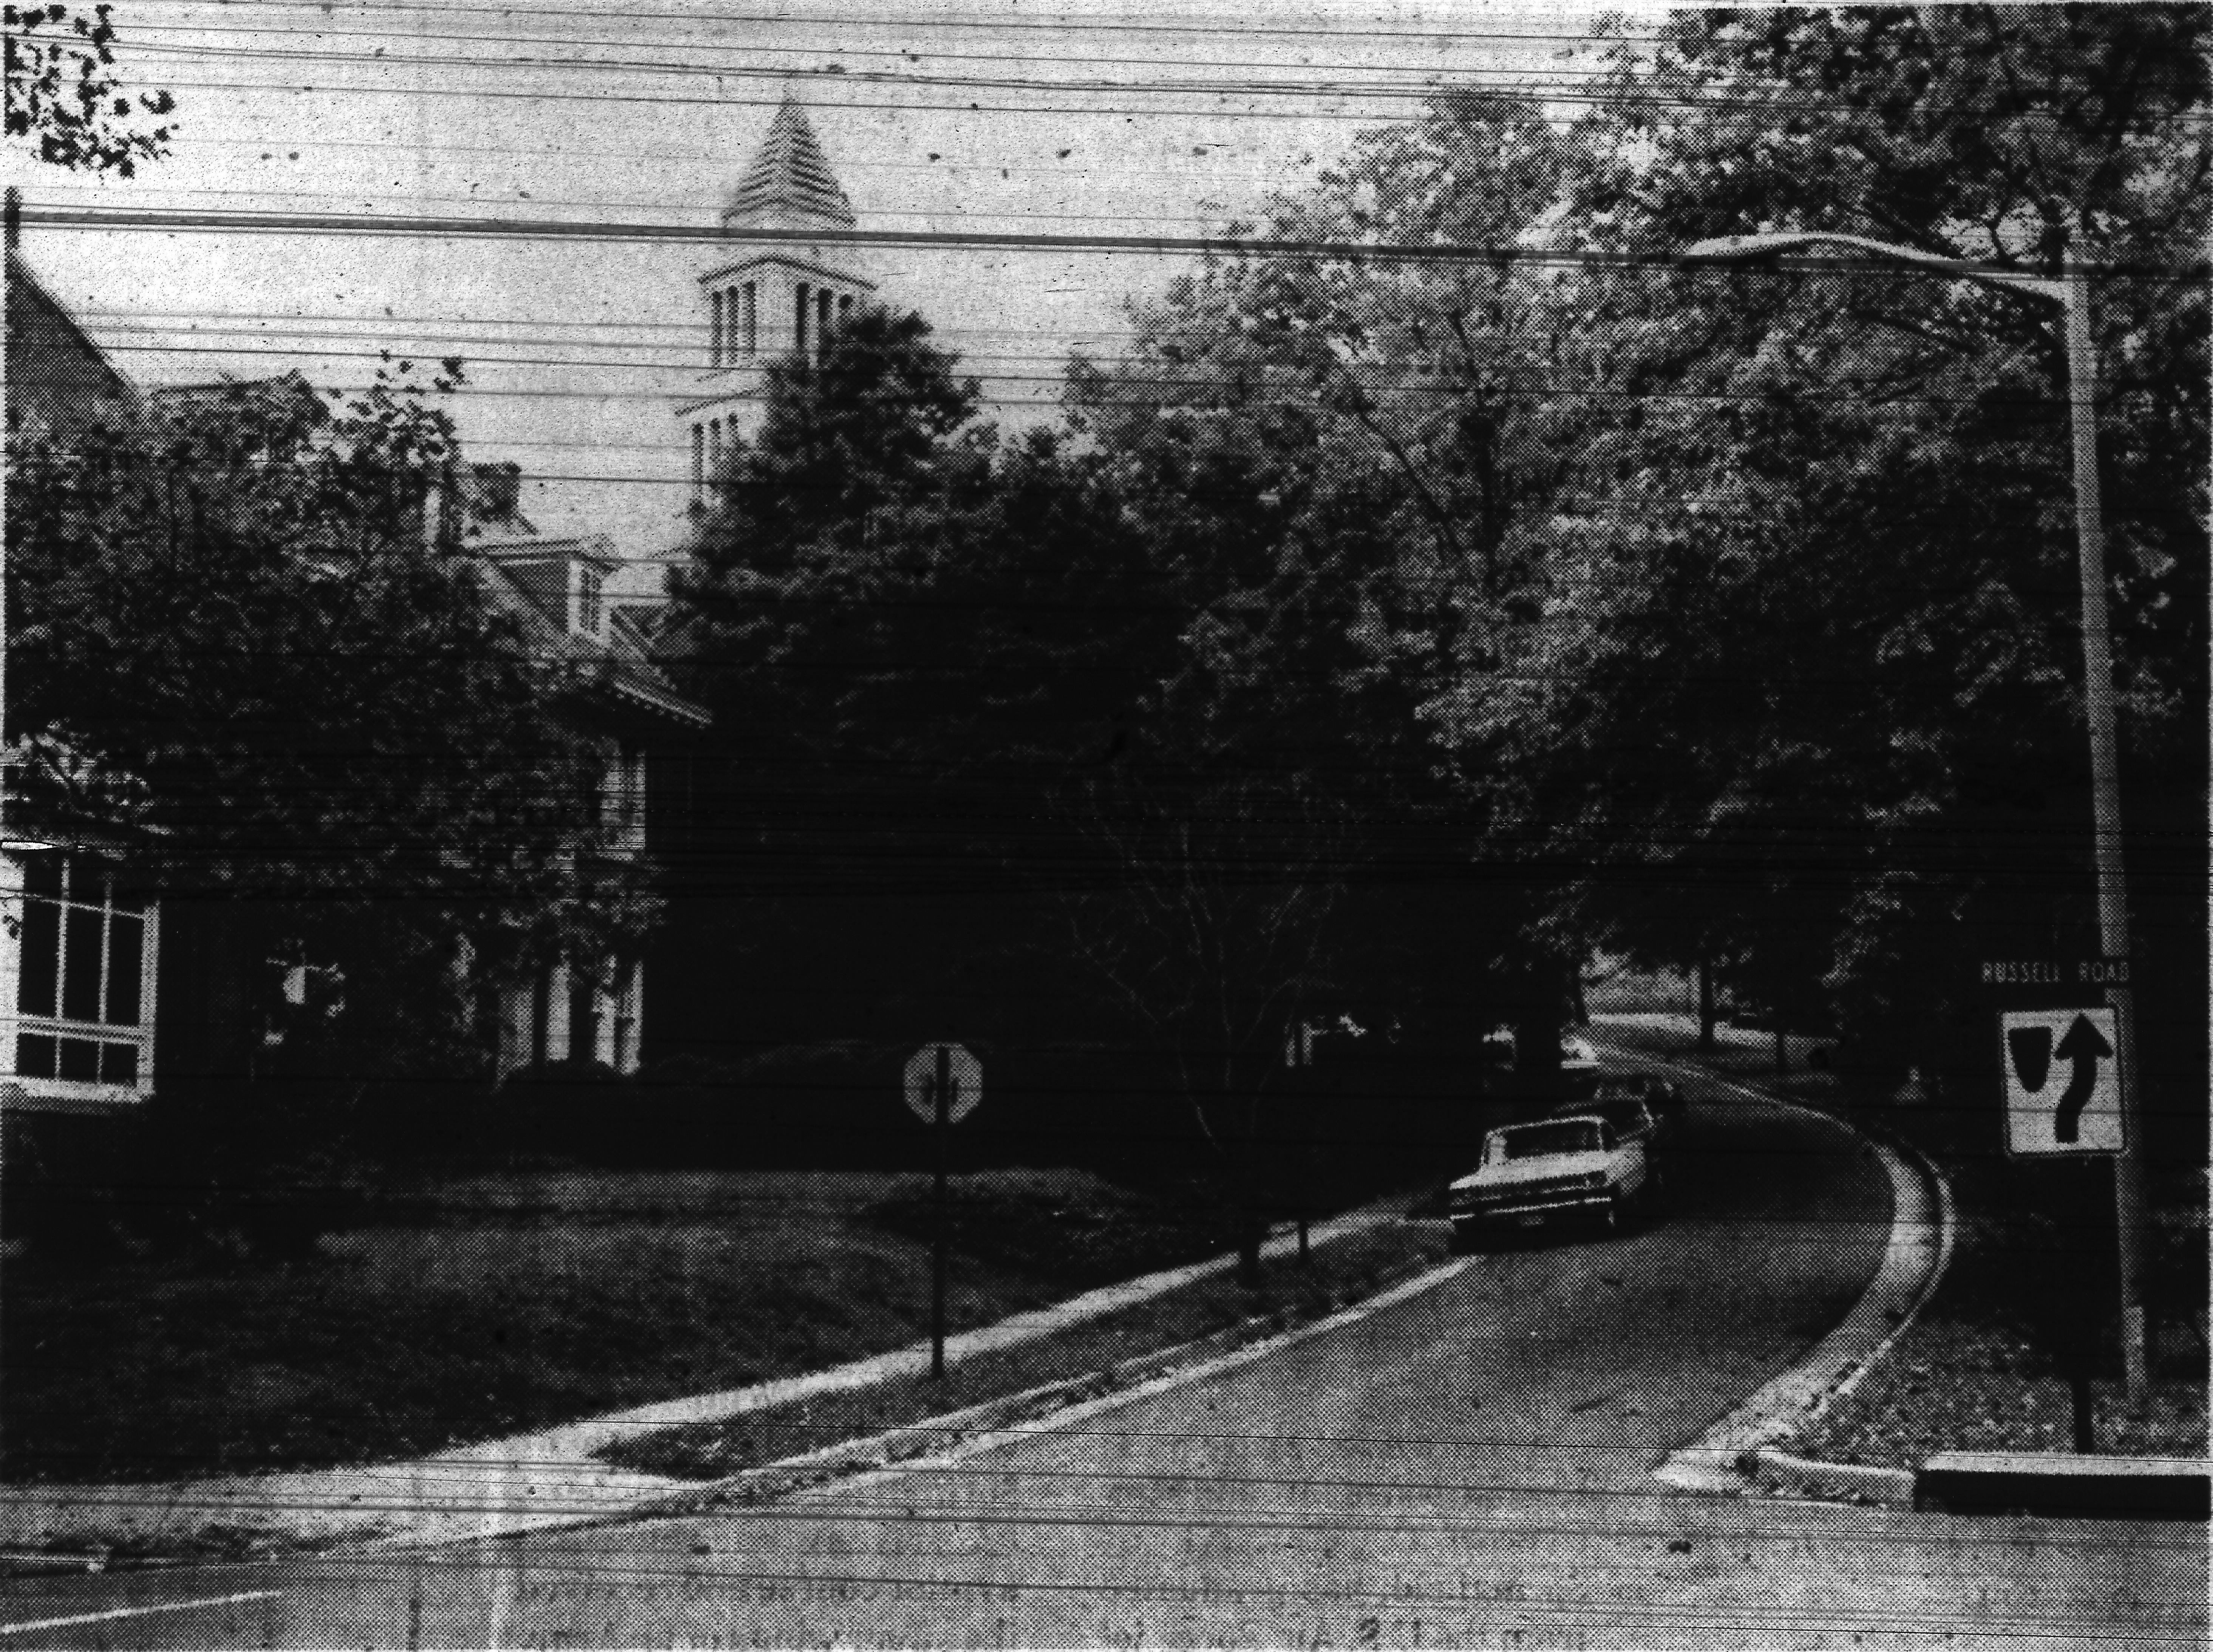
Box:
(601, 742, 647, 850)
(6, 850, 158, 1100)
(612, 958, 642, 1074)
(710, 288, 724, 368)
(572, 562, 604, 639)
(569, 960, 617, 1069)
(742, 282, 757, 355)
(838, 294, 853, 324)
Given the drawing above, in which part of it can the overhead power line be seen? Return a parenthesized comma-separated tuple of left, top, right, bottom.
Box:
(30, 202, 2199, 285)
(128, 0, 1647, 48)
(116, 60, 2213, 132)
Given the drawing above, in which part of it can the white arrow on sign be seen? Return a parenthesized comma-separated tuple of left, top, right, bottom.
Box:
(904, 1043, 981, 1125)
(2000, 1008, 2122, 1156)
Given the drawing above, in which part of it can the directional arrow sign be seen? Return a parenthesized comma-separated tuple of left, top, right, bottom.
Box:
(2001, 1008, 2123, 1156)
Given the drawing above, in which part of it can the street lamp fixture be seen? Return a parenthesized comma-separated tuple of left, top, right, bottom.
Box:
(1680, 228, 2148, 1400)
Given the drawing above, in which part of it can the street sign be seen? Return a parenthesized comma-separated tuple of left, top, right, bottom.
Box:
(2002, 1008, 2123, 1156)
(1978, 957, 2132, 994)
(904, 1043, 981, 1125)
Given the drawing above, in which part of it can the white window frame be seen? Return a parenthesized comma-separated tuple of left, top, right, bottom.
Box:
(0, 847, 159, 1108)
(570, 560, 606, 640)
(599, 741, 648, 855)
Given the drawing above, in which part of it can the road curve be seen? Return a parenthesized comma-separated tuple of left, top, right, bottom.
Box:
(2, 1070, 2202, 1648)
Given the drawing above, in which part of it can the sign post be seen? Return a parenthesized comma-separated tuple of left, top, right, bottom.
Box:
(904, 1042, 981, 1379)
(1991, 987, 2126, 1451)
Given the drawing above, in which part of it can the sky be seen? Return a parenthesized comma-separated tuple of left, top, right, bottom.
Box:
(9, 0, 1609, 572)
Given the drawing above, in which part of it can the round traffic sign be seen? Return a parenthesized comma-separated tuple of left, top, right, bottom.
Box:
(904, 1043, 981, 1125)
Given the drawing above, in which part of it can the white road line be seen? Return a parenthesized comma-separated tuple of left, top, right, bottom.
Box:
(0, 1589, 280, 1635)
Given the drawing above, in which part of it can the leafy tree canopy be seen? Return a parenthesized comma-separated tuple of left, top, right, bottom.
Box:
(5, 2, 174, 176)
(1450, 5, 2208, 1097)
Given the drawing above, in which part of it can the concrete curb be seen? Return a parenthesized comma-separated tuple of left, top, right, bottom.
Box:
(1914, 1450, 2211, 1520)
(1588, 1037, 1957, 1497)
(1748, 1446, 1916, 1505)
(440, 1248, 1480, 1549)
(378, 1311, 1292, 1548)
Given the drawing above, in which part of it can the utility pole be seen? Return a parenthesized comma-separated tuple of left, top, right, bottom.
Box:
(1680, 231, 2150, 1398)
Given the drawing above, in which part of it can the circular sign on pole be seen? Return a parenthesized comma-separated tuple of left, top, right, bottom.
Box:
(904, 1043, 981, 1125)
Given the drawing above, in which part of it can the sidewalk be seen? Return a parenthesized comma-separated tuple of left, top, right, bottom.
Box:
(0, 1202, 1409, 1562)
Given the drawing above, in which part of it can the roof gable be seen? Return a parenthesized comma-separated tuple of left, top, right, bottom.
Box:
(5, 249, 137, 436)
(471, 537, 708, 728)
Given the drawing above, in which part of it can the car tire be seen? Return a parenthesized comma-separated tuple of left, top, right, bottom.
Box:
(1599, 1193, 1624, 1234)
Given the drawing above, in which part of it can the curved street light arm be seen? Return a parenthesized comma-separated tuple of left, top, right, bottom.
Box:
(1680, 230, 2067, 306)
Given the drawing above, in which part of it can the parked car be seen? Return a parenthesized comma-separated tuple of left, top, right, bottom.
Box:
(1447, 1115, 1653, 1242)
(1589, 1071, 1686, 1134)
(1550, 1092, 1662, 1154)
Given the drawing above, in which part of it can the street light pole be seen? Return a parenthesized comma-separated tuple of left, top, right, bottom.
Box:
(2059, 262, 2148, 1402)
(1680, 232, 2148, 1399)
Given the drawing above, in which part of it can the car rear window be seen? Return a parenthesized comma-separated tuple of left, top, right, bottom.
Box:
(1494, 1121, 1603, 1161)
(1556, 1098, 1640, 1129)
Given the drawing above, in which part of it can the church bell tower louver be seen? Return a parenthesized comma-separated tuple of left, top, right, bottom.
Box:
(679, 96, 876, 505)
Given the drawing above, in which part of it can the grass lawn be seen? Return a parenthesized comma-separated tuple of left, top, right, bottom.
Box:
(1791, 1212, 2209, 1470)
(0, 1165, 1249, 1484)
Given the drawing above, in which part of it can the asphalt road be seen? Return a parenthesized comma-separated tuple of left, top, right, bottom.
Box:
(3, 1072, 2203, 1648)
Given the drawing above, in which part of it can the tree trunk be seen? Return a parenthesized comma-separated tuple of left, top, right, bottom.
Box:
(1236, 1189, 1265, 1289)
(1697, 958, 1718, 1052)
(2070, 1374, 2097, 1453)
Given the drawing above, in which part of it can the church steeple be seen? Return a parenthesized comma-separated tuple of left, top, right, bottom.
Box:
(723, 96, 856, 233)
(677, 97, 878, 508)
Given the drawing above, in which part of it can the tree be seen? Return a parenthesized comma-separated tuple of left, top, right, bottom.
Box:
(7, 361, 644, 1133)
(669, 307, 1173, 1055)
(672, 299, 1471, 1235)
(6, 2, 174, 176)
(1056, 767, 1352, 1281)
(1066, 90, 1604, 1103)
(1456, 6, 2208, 1124)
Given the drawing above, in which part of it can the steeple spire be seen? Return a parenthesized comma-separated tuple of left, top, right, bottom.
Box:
(722, 94, 856, 232)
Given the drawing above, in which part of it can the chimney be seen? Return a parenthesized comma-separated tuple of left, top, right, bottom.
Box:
(472, 460, 522, 521)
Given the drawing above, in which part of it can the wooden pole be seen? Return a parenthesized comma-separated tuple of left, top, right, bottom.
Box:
(932, 1042, 950, 1380)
